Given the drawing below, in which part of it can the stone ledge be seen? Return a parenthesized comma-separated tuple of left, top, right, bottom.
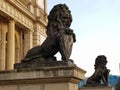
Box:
(14, 59, 76, 69)
(0, 77, 80, 85)
(79, 86, 114, 90)
(0, 66, 86, 83)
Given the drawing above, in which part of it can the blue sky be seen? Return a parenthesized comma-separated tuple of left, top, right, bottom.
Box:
(47, 0, 120, 77)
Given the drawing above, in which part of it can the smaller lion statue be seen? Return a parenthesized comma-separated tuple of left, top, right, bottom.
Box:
(86, 55, 110, 86)
(22, 4, 76, 62)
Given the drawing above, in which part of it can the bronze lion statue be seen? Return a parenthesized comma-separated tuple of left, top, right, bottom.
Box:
(86, 55, 110, 86)
(22, 4, 76, 62)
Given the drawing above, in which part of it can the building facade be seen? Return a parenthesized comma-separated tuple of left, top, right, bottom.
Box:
(0, 0, 47, 70)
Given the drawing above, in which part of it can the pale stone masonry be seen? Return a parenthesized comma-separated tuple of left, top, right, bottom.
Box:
(0, 0, 47, 70)
(0, 66, 86, 90)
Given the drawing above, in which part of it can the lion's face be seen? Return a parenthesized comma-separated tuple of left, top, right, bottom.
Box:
(48, 4, 72, 28)
(95, 55, 107, 68)
(60, 9, 72, 27)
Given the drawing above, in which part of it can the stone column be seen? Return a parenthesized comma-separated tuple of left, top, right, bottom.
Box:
(0, 24, 7, 70)
(24, 30, 33, 56)
(0, 20, 6, 70)
(6, 19, 15, 70)
(44, 0, 47, 12)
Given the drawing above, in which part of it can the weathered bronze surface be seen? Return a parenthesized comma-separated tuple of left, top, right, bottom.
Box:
(14, 4, 76, 69)
(86, 55, 110, 86)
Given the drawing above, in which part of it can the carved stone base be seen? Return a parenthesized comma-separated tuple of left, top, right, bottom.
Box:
(14, 58, 75, 69)
(0, 66, 86, 90)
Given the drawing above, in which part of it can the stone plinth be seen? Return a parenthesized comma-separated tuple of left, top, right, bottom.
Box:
(79, 86, 114, 90)
(0, 66, 86, 90)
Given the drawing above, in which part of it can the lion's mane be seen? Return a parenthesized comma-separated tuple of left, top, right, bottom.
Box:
(46, 4, 72, 36)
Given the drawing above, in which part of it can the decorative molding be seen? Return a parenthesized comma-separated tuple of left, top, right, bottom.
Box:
(0, 77, 80, 85)
(0, 0, 33, 30)
(0, 0, 47, 31)
(18, 0, 31, 7)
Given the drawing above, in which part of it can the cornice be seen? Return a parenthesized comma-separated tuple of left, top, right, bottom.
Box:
(0, 77, 81, 85)
(0, 0, 47, 30)
(6, 0, 35, 20)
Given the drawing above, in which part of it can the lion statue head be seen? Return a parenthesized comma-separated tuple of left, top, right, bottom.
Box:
(46, 4, 72, 36)
(94, 55, 107, 69)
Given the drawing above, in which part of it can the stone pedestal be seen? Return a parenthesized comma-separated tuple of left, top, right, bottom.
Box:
(79, 86, 115, 90)
(0, 66, 86, 90)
